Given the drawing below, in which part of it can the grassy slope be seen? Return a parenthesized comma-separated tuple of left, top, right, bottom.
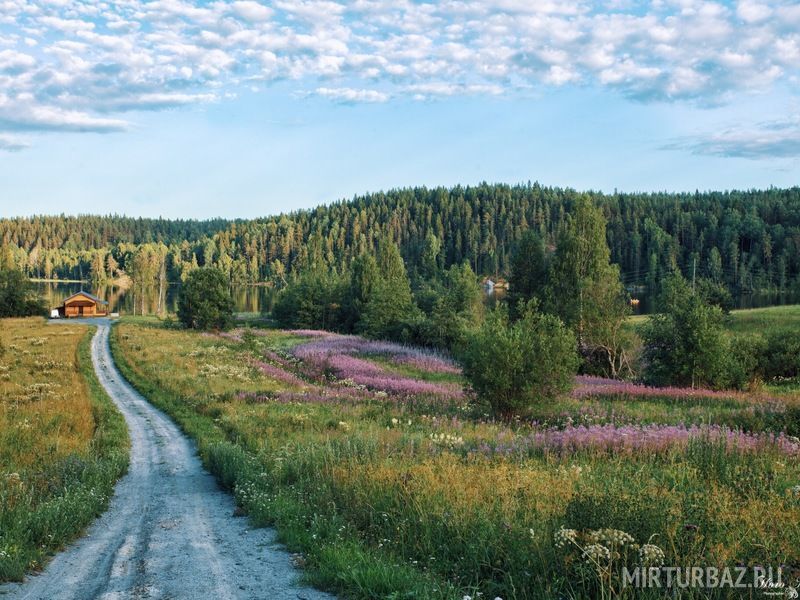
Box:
(111, 318, 800, 600)
(0, 320, 129, 582)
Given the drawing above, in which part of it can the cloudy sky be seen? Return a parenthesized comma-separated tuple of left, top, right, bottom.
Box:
(0, 0, 798, 218)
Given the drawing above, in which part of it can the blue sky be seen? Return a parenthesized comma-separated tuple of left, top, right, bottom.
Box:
(0, 0, 798, 219)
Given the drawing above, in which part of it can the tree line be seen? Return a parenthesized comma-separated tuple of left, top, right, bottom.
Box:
(2, 187, 797, 417)
(1, 184, 799, 295)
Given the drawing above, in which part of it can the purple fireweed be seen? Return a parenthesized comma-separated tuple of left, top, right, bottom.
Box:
(261, 349, 300, 371)
(290, 333, 463, 397)
(392, 354, 461, 374)
(573, 376, 748, 402)
(217, 330, 244, 343)
(289, 329, 334, 337)
(473, 423, 800, 458)
(250, 360, 306, 387)
(291, 333, 460, 374)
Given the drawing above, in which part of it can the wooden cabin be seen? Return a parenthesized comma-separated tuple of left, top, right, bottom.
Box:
(56, 291, 109, 318)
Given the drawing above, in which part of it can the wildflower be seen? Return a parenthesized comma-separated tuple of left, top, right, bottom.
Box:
(338, 421, 350, 432)
(429, 432, 464, 449)
(639, 544, 666, 566)
(582, 543, 611, 565)
(554, 526, 578, 549)
(588, 528, 635, 548)
(391, 418, 399, 426)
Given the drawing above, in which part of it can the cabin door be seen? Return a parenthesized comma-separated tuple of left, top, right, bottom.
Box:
(79, 306, 85, 316)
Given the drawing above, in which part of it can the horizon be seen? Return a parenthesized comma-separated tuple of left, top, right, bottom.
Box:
(3, 180, 799, 221)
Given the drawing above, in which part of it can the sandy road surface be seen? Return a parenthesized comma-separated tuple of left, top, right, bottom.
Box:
(1, 321, 333, 600)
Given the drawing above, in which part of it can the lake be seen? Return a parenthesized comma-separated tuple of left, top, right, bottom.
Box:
(627, 289, 800, 315)
(35, 282, 278, 316)
(35, 281, 800, 317)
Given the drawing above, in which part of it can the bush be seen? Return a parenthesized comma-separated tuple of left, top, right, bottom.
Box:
(696, 278, 734, 313)
(0, 268, 46, 317)
(723, 334, 765, 390)
(177, 267, 234, 330)
(272, 271, 346, 331)
(459, 302, 578, 418)
(760, 330, 800, 380)
(641, 274, 729, 389)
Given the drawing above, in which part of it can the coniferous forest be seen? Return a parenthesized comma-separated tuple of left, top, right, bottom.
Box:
(1, 183, 799, 293)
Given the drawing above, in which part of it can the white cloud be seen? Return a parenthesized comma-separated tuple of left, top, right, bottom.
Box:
(0, 49, 35, 72)
(665, 117, 800, 159)
(737, 0, 772, 23)
(0, 95, 128, 132)
(230, 1, 272, 22)
(406, 82, 504, 98)
(0, 133, 28, 151)
(0, 0, 796, 148)
(313, 86, 389, 103)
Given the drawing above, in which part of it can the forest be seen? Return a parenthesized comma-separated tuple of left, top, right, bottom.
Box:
(1, 184, 799, 295)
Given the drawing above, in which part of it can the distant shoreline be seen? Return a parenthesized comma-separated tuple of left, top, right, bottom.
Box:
(30, 279, 276, 288)
(29, 278, 87, 284)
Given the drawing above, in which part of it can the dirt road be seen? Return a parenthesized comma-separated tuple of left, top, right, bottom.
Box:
(1, 321, 333, 600)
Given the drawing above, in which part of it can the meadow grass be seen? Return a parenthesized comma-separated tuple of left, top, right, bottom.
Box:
(0, 318, 129, 581)
(724, 304, 800, 335)
(111, 318, 800, 599)
(627, 304, 800, 336)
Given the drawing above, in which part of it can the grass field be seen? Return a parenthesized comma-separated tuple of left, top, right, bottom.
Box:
(111, 317, 800, 599)
(724, 304, 800, 335)
(627, 303, 800, 335)
(0, 318, 129, 581)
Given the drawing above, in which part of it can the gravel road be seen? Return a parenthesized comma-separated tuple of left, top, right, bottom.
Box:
(1, 321, 334, 600)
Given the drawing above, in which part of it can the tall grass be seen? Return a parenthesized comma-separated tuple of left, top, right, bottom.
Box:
(0, 319, 129, 582)
(111, 318, 800, 599)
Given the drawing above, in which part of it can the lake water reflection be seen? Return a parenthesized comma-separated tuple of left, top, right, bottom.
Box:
(35, 282, 277, 316)
(35, 281, 799, 317)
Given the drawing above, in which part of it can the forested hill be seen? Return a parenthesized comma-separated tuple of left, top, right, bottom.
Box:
(0, 215, 235, 251)
(2, 183, 799, 292)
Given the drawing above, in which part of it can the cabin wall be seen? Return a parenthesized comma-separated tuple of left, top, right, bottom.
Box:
(63, 302, 106, 317)
(57, 294, 109, 318)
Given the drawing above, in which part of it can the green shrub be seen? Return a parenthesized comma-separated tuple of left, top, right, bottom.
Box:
(0, 268, 45, 317)
(177, 267, 234, 330)
(459, 302, 578, 418)
(723, 334, 765, 390)
(760, 329, 800, 380)
(641, 274, 729, 389)
(272, 270, 346, 331)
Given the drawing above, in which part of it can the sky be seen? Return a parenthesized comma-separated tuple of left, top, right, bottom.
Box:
(0, 0, 798, 219)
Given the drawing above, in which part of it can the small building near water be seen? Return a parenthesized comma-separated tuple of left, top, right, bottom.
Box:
(55, 291, 109, 318)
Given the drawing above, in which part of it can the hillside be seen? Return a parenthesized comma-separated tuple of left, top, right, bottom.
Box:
(2, 184, 799, 292)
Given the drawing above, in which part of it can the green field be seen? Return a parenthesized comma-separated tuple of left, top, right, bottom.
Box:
(110, 317, 800, 599)
(628, 304, 800, 334)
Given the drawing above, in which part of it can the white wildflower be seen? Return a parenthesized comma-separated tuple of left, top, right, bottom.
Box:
(554, 526, 578, 549)
(582, 543, 611, 565)
(639, 544, 665, 566)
